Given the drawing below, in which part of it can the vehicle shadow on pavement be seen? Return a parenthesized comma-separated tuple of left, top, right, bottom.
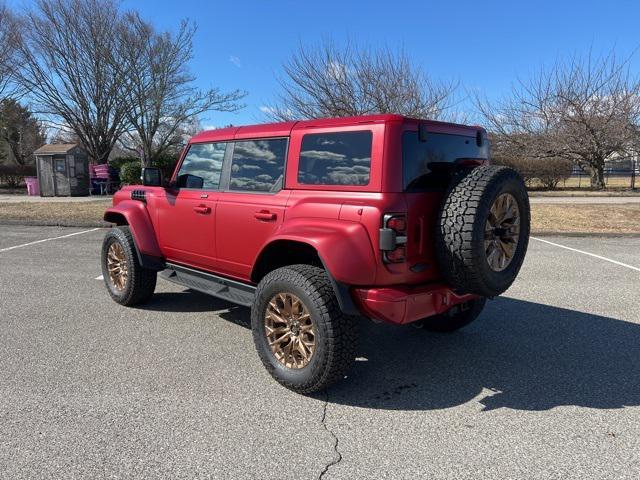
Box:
(329, 297, 640, 412)
(139, 290, 251, 329)
(139, 290, 639, 411)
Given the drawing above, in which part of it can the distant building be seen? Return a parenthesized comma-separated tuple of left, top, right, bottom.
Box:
(34, 144, 89, 196)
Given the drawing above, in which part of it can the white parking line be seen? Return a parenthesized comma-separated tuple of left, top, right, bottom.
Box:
(0, 228, 100, 253)
(95, 275, 103, 280)
(531, 236, 640, 272)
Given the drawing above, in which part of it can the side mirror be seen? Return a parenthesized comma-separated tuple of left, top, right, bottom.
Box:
(142, 167, 162, 187)
(176, 173, 204, 189)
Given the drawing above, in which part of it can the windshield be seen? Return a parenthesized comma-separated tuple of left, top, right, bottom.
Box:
(403, 131, 489, 191)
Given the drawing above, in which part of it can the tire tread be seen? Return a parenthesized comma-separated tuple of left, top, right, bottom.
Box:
(435, 165, 530, 297)
(251, 264, 357, 394)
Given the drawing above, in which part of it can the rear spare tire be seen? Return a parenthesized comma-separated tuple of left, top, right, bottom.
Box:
(435, 165, 530, 297)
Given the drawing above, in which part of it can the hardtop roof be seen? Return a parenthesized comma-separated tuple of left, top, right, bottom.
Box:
(189, 114, 482, 144)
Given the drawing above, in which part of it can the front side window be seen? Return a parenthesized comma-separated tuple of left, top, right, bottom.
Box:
(298, 131, 372, 186)
(176, 142, 226, 189)
(229, 139, 287, 192)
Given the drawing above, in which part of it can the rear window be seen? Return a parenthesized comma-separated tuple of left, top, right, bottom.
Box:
(298, 131, 372, 186)
(403, 131, 489, 191)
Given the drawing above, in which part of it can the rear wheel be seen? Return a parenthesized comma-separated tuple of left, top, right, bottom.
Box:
(251, 265, 357, 394)
(101, 226, 157, 306)
(418, 297, 487, 333)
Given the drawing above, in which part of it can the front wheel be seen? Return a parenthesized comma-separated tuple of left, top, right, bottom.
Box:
(251, 265, 357, 394)
(417, 297, 487, 333)
(101, 226, 157, 306)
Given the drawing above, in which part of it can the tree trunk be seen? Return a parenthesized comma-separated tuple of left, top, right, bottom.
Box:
(141, 143, 153, 168)
(590, 164, 606, 189)
(93, 150, 111, 165)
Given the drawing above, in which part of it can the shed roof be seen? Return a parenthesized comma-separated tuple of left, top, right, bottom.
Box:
(34, 144, 79, 155)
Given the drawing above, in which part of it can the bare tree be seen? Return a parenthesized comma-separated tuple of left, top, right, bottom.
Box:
(0, 2, 20, 101)
(120, 15, 245, 167)
(268, 42, 459, 121)
(12, 0, 135, 164)
(475, 50, 640, 189)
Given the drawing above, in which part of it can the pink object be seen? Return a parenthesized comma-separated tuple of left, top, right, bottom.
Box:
(25, 176, 40, 196)
(93, 164, 110, 179)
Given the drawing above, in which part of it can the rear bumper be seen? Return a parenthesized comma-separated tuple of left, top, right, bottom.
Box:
(353, 283, 479, 325)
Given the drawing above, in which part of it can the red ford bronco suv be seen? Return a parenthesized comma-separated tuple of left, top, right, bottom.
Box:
(101, 114, 530, 393)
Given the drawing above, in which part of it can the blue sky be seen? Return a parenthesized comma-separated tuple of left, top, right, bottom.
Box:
(9, 0, 640, 127)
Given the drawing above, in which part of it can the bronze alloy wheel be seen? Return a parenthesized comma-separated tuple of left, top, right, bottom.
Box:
(484, 193, 521, 272)
(264, 292, 316, 369)
(107, 242, 128, 291)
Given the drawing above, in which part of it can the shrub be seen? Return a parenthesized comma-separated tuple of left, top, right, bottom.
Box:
(110, 154, 179, 182)
(492, 156, 573, 190)
(0, 164, 37, 188)
(109, 156, 139, 171)
(492, 156, 536, 186)
(154, 152, 179, 179)
(535, 158, 573, 189)
(119, 161, 142, 185)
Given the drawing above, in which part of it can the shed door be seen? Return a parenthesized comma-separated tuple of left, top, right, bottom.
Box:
(38, 156, 55, 196)
(54, 156, 70, 196)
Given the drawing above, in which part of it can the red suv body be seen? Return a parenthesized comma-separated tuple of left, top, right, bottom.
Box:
(102, 114, 529, 392)
(107, 114, 486, 323)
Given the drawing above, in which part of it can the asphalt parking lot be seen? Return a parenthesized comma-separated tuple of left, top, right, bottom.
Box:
(1, 225, 639, 479)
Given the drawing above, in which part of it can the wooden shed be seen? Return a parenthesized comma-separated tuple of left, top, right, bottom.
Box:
(34, 144, 90, 196)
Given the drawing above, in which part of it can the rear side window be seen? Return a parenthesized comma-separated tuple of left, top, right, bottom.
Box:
(403, 131, 489, 191)
(229, 139, 288, 192)
(177, 142, 226, 189)
(298, 131, 372, 186)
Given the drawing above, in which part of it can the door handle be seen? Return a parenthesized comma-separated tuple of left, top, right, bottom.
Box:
(254, 210, 276, 221)
(193, 205, 211, 215)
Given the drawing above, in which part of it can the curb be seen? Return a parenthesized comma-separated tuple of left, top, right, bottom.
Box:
(2, 220, 639, 238)
(0, 219, 110, 228)
(531, 231, 640, 238)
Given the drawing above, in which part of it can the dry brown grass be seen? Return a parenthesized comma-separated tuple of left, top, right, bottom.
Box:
(0, 200, 111, 226)
(548, 176, 636, 189)
(0, 199, 638, 235)
(532, 204, 640, 234)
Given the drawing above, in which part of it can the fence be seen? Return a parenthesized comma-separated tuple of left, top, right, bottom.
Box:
(561, 158, 639, 189)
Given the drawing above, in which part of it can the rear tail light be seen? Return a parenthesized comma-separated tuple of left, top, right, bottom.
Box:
(386, 216, 406, 232)
(385, 245, 406, 263)
(380, 214, 407, 263)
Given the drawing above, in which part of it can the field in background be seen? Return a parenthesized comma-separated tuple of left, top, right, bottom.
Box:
(555, 175, 636, 189)
(0, 200, 111, 226)
(1, 199, 639, 235)
(531, 204, 640, 234)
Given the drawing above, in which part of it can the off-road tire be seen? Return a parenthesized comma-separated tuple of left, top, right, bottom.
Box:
(435, 165, 530, 297)
(251, 264, 357, 394)
(101, 226, 157, 306)
(418, 297, 487, 333)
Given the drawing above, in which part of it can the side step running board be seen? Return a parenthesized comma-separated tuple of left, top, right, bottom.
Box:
(160, 262, 256, 307)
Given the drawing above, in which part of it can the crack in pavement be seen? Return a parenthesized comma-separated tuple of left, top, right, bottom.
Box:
(318, 390, 342, 479)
